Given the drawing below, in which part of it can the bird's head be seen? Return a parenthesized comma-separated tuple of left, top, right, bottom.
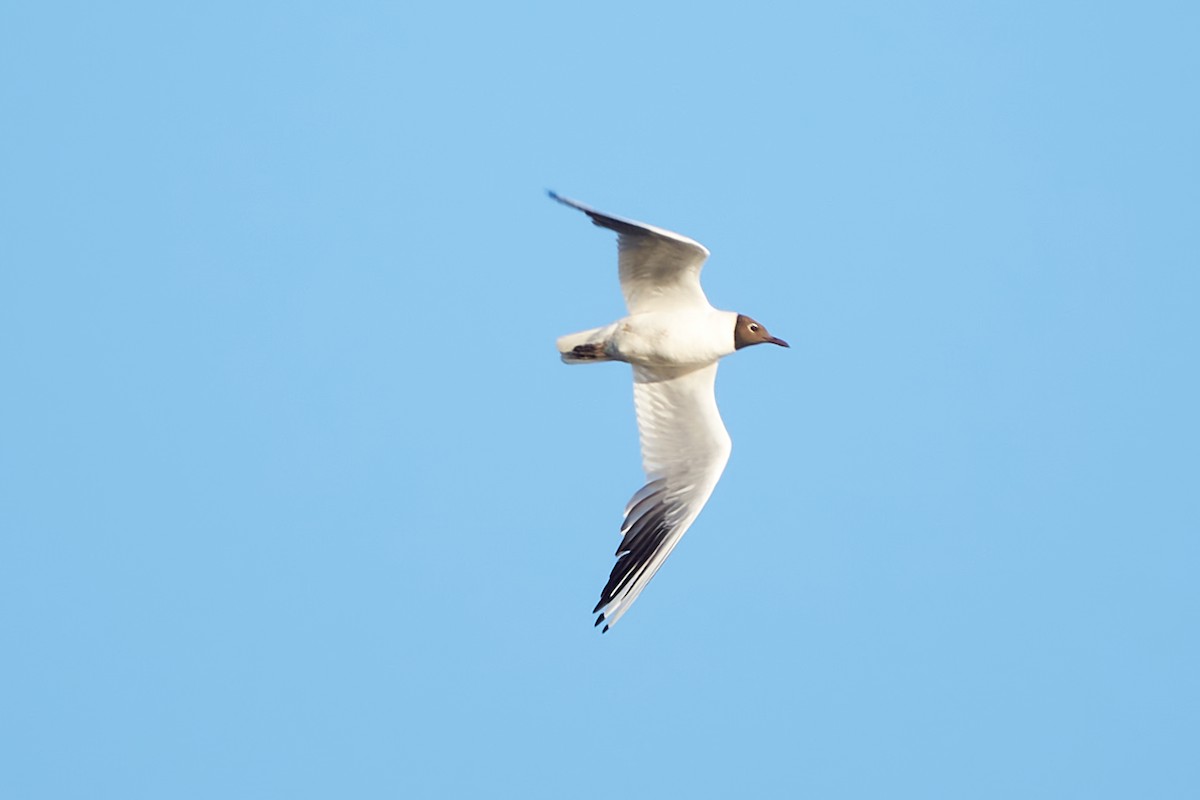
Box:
(734, 314, 789, 350)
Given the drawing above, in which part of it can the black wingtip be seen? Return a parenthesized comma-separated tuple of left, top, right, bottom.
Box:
(593, 613, 605, 628)
(547, 190, 588, 215)
(602, 624, 610, 634)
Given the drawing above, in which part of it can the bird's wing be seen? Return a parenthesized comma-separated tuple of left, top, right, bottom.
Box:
(549, 191, 712, 314)
(594, 362, 732, 631)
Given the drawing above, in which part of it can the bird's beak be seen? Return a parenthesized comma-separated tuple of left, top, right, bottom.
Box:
(768, 336, 790, 348)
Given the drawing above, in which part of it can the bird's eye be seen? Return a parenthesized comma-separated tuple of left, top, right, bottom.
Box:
(749, 324, 759, 332)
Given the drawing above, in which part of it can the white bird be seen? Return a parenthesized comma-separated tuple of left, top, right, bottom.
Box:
(551, 192, 789, 632)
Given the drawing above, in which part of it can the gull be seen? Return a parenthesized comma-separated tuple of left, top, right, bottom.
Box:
(551, 191, 789, 632)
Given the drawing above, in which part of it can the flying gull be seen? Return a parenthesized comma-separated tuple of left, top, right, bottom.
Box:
(551, 191, 789, 632)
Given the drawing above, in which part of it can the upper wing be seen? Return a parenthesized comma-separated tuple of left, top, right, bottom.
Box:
(549, 191, 712, 314)
(593, 362, 732, 631)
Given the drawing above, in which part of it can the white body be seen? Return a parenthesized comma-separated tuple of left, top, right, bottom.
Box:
(557, 308, 739, 367)
(550, 192, 776, 632)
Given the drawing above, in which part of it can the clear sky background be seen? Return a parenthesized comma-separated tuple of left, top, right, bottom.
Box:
(2, 2, 1197, 798)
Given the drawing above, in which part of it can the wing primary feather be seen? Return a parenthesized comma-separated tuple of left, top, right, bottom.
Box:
(548, 190, 648, 238)
(624, 478, 668, 514)
(622, 491, 664, 534)
(593, 491, 678, 621)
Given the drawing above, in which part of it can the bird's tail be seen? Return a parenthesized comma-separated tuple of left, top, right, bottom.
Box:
(557, 325, 617, 364)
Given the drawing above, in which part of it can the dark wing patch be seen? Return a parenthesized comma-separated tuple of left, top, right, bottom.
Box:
(548, 190, 655, 239)
(593, 480, 681, 632)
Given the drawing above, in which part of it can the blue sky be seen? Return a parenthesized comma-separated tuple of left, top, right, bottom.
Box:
(2, 2, 1197, 797)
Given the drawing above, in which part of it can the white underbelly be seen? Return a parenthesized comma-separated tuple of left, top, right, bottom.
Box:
(610, 310, 735, 367)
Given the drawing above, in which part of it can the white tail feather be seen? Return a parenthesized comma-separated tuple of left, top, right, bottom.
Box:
(557, 324, 616, 364)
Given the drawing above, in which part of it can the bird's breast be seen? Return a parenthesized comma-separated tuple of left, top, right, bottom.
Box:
(611, 310, 737, 367)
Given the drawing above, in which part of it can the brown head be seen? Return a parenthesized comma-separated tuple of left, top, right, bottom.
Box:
(734, 314, 789, 350)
